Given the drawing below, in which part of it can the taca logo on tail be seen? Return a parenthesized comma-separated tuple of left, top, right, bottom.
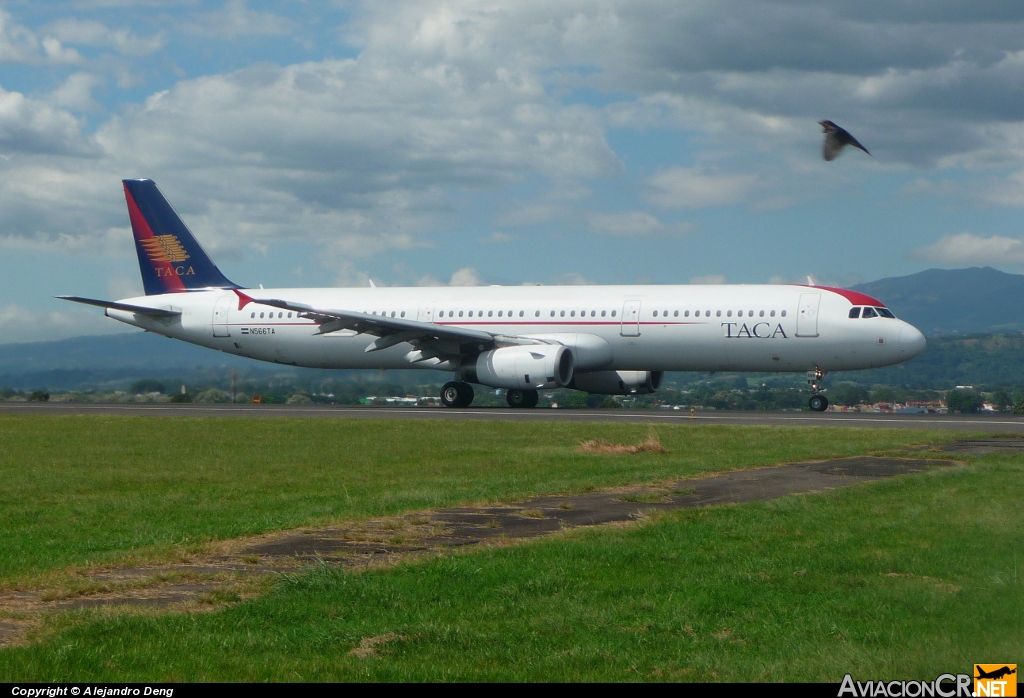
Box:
(123, 179, 238, 295)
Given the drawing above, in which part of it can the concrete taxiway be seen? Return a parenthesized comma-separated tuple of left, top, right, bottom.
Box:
(2, 402, 1023, 432)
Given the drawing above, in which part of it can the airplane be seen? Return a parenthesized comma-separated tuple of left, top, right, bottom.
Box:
(60, 179, 927, 410)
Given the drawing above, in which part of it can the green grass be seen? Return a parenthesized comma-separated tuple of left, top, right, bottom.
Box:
(0, 416, 949, 584)
(2, 450, 1019, 681)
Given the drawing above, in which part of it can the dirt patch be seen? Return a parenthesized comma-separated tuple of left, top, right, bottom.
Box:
(579, 429, 669, 454)
(0, 452, 960, 647)
(349, 632, 404, 658)
(938, 437, 1024, 455)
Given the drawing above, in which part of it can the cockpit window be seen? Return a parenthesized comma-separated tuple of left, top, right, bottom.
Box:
(876, 307, 895, 318)
(849, 307, 861, 318)
(862, 307, 878, 318)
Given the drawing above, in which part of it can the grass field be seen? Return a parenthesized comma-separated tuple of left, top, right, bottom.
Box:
(1, 415, 1018, 681)
(0, 415, 950, 585)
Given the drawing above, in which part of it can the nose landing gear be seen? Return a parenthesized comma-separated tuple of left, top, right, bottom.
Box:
(807, 368, 829, 412)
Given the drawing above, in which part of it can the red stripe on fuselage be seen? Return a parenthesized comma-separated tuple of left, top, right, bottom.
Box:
(798, 285, 884, 307)
(124, 185, 186, 293)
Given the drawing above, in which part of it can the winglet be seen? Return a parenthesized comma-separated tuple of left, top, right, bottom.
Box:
(233, 288, 255, 310)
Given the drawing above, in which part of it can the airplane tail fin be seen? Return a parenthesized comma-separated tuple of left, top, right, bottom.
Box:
(123, 179, 239, 295)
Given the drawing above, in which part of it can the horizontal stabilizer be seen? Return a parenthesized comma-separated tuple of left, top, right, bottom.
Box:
(57, 296, 182, 318)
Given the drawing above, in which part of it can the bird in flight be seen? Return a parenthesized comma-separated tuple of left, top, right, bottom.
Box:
(819, 120, 871, 161)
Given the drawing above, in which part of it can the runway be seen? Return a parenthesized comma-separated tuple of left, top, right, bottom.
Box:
(2, 402, 1023, 432)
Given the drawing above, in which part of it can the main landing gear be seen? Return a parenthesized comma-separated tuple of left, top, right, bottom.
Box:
(505, 388, 539, 408)
(441, 381, 474, 408)
(807, 368, 829, 412)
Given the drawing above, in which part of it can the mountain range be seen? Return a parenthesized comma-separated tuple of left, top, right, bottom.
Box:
(852, 266, 1024, 336)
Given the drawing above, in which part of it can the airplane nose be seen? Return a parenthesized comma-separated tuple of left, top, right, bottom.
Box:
(899, 323, 926, 358)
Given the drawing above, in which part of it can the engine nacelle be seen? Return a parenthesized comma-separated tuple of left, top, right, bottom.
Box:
(466, 345, 574, 390)
(570, 370, 663, 395)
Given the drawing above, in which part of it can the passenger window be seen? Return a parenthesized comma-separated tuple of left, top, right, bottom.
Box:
(601, 310, 606, 317)
(560, 310, 565, 317)
(877, 308, 895, 318)
(716, 310, 721, 317)
(770, 310, 775, 317)
(705, 310, 710, 317)
(849, 307, 861, 318)
(468, 311, 474, 317)
(488, 310, 493, 317)
(288, 312, 293, 318)
(251, 312, 255, 318)
(390, 311, 395, 317)
(611, 310, 617, 317)
(759, 310, 764, 317)
(591, 310, 596, 317)
(571, 311, 576, 317)
(279, 312, 283, 318)
(684, 310, 689, 317)
(653, 310, 658, 317)
(260, 312, 264, 318)
(673, 310, 678, 317)
(748, 310, 753, 317)
(726, 310, 732, 317)
(781, 310, 787, 317)
(497, 310, 502, 317)
(459, 311, 464, 317)
(401, 311, 405, 318)
(862, 307, 878, 318)
(550, 311, 555, 317)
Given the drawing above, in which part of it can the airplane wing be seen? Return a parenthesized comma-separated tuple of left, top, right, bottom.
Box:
(235, 289, 541, 362)
(57, 296, 182, 318)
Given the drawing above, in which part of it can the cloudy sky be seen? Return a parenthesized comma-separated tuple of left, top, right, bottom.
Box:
(2, 1, 1024, 342)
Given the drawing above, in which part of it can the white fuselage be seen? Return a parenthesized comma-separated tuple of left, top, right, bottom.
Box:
(104, 284, 926, 378)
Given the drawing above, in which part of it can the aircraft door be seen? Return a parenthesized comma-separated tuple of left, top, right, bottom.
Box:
(417, 306, 434, 323)
(796, 293, 821, 337)
(620, 300, 641, 337)
(212, 294, 232, 337)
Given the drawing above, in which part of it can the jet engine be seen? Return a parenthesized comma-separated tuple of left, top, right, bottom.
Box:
(465, 345, 574, 390)
(570, 370, 663, 395)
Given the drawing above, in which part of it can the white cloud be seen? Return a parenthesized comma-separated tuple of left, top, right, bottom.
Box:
(689, 274, 727, 285)
(183, 0, 296, 38)
(909, 232, 1024, 266)
(0, 87, 101, 156)
(481, 231, 514, 243)
(0, 16, 618, 256)
(49, 72, 104, 111)
(977, 169, 1024, 208)
(0, 9, 81, 65)
(448, 267, 482, 286)
(646, 167, 758, 209)
(550, 272, 592, 285)
(587, 210, 691, 236)
(45, 19, 165, 56)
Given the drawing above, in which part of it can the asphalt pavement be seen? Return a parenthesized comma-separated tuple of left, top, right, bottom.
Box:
(2, 402, 1023, 432)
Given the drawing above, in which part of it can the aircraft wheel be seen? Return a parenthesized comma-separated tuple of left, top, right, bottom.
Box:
(507, 389, 539, 408)
(441, 381, 474, 408)
(808, 394, 829, 412)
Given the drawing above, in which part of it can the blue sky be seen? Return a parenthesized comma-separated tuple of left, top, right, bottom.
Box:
(2, 1, 1024, 342)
